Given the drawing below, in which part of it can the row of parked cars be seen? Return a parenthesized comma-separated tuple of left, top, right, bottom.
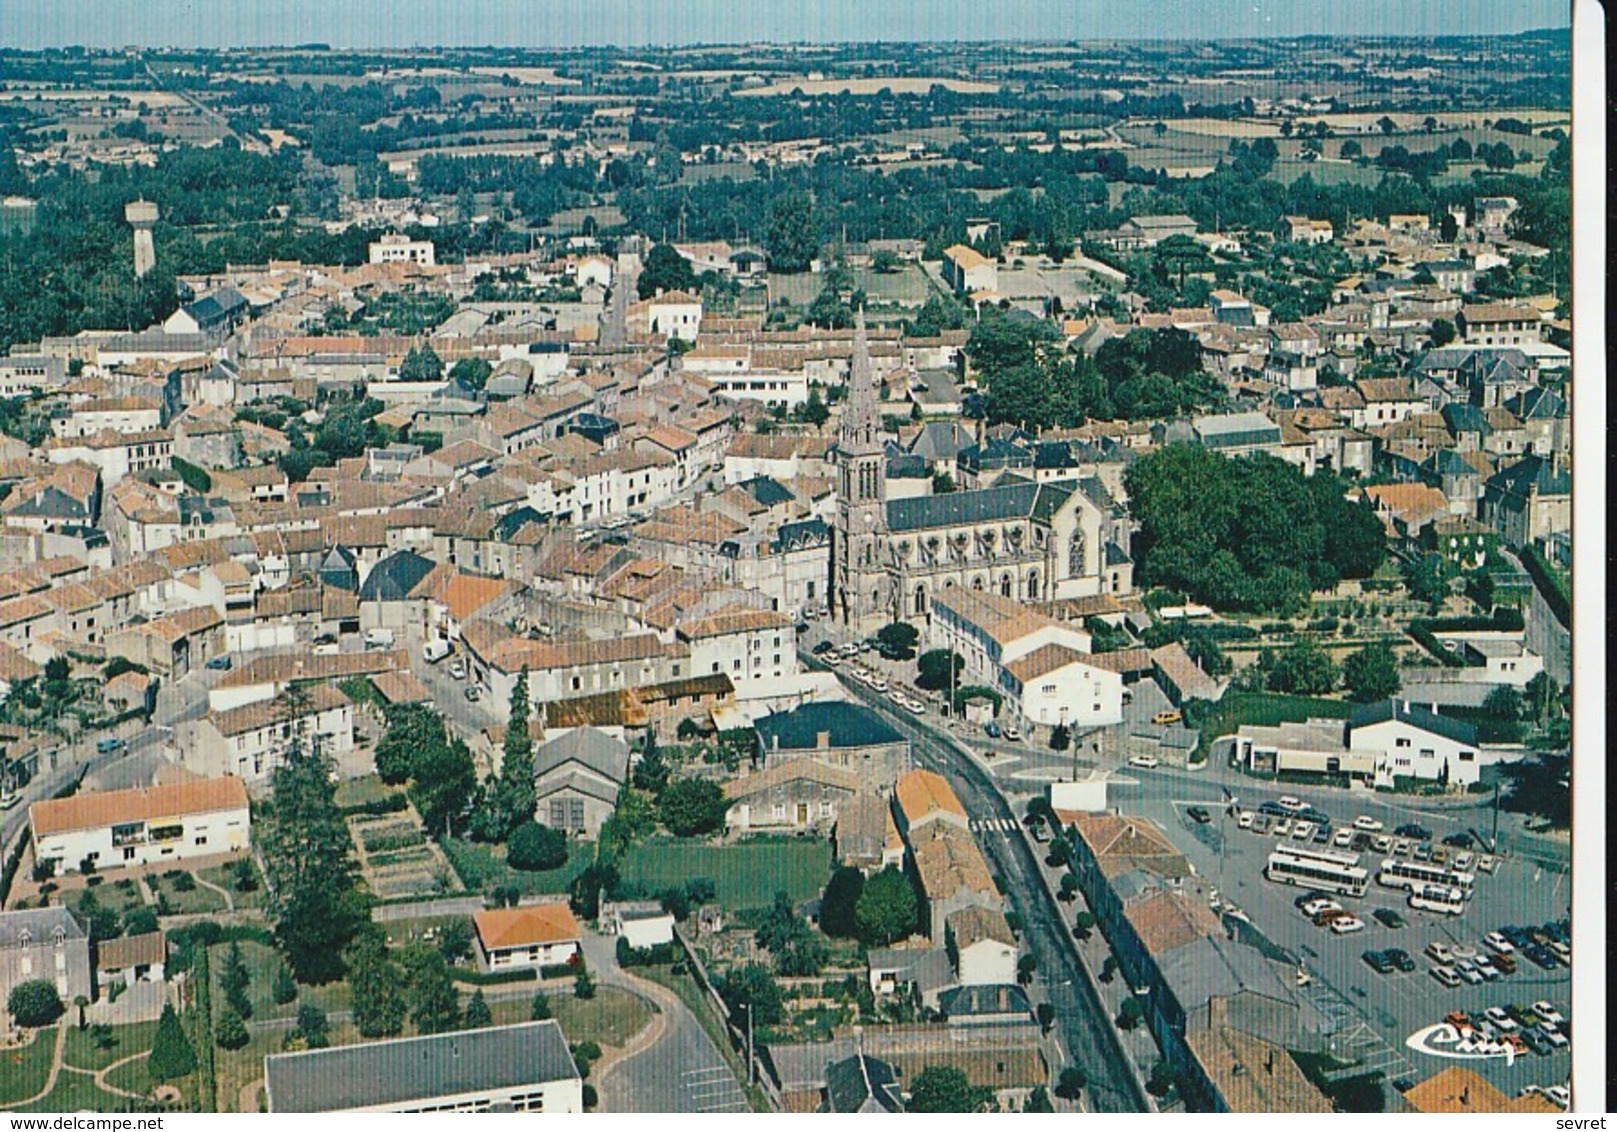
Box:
(1439, 1001, 1569, 1057)
(1296, 894, 1365, 935)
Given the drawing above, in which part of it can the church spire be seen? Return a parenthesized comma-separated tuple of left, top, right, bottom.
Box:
(840, 306, 880, 452)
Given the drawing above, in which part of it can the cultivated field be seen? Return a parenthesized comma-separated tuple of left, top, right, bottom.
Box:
(737, 77, 999, 97)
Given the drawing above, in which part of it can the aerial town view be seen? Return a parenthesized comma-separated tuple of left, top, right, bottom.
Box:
(0, 0, 1588, 1118)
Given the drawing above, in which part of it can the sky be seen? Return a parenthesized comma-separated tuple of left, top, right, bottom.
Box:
(0, 0, 1571, 50)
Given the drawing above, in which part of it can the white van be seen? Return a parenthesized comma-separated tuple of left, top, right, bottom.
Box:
(364, 628, 395, 649)
(423, 639, 452, 663)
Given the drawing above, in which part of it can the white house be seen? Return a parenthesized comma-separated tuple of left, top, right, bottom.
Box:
(30, 778, 250, 876)
(628, 289, 703, 342)
(1000, 643, 1125, 729)
(1348, 699, 1484, 788)
(678, 605, 797, 686)
(184, 683, 355, 783)
(368, 233, 436, 265)
(472, 905, 582, 972)
(942, 244, 998, 295)
(945, 906, 1019, 987)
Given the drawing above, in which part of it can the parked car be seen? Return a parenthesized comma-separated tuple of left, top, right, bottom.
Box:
(1442, 832, 1474, 848)
(1531, 1002, 1565, 1026)
(1252, 815, 1272, 834)
(1372, 908, 1405, 930)
(206, 655, 233, 671)
(1545, 1086, 1570, 1109)
(1489, 952, 1517, 975)
(1430, 966, 1461, 988)
(1395, 823, 1431, 840)
(449, 659, 467, 680)
(1425, 941, 1455, 964)
(1292, 821, 1315, 841)
(1391, 839, 1412, 857)
(1352, 815, 1385, 832)
(1483, 931, 1515, 954)
(1523, 946, 1558, 970)
(1454, 960, 1483, 985)
(1362, 950, 1395, 973)
(1237, 811, 1255, 830)
(1372, 835, 1393, 853)
(1127, 754, 1160, 769)
(1454, 851, 1475, 871)
(1273, 818, 1293, 838)
(1477, 855, 1498, 874)
(1539, 1026, 1568, 1050)
(983, 722, 1002, 738)
(1152, 710, 1182, 725)
(1413, 843, 1432, 861)
(1472, 956, 1500, 981)
(1301, 898, 1342, 918)
(1186, 806, 1212, 825)
(1484, 1007, 1518, 1031)
(1386, 948, 1416, 972)
(811, 640, 835, 655)
(96, 737, 127, 755)
(1276, 795, 1306, 812)
(1330, 916, 1366, 935)
(1332, 828, 1355, 849)
(1519, 1029, 1550, 1056)
(1311, 826, 1331, 845)
(1002, 726, 1022, 742)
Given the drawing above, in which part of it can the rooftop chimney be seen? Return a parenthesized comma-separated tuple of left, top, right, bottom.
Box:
(816, 730, 831, 750)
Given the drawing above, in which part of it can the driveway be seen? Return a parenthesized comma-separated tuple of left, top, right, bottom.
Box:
(582, 933, 749, 1113)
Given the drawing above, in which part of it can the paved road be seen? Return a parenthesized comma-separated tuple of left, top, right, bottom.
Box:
(581, 934, 748, 1113)
(821, 668, 1149, 1113)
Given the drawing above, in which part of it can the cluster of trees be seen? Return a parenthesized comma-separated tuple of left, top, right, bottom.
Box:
(346, 925, 478, 1038)
(819, 865, 920, 947)
(752, 892, 830, 976)
(1125, 446, 1385, 613)
(278, 395, 390, 482)
(374, 703, 478, 838)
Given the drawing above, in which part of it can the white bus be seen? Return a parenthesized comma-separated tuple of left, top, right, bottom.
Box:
(1408, 884, 1467, 915)
(1265, 845, 1369, 897)
(1378, 859, 1475, 894)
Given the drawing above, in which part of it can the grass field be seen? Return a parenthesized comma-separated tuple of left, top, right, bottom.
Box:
(333, 774, 398, 809)
(210, 940, 351, 1023)
(619, 838, 831, 911)
(0, 1028, 56, 1106)
(151, 871, 227, 916)
(485, 984, 654, 1049)
(62, 1021, 159, 1074)
(195, 862, 267, 910)
(440, 838, 592, 897)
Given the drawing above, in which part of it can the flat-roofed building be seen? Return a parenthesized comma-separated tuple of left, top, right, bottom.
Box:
(265, 1020, 582, 1113)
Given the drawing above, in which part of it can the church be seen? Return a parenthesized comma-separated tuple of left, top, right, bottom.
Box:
(833, 312, 1133, 634)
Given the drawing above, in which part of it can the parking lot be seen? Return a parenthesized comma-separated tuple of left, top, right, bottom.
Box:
(1121, 785, 1572, 1099)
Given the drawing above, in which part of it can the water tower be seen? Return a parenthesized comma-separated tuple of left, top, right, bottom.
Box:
(125, 198, 158, 278)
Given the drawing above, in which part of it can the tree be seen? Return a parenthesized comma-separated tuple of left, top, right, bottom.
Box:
(915, 649, 963, 692)
(508, 822, 569, 871)
(147, 1004, 198, 1082)
(872, 249, 901, 274)
(1266, 640, 1338, 695)
(7, 979, 63, 1028)
(437, 918, 474, 965)
(656, 778, 728, 837)
(907, 1066, 992, 1113)
(295, 1003, 330, 1049)
(631, 733, 671, 794)
(489, 677, 537, 840)
(449, 356, 492, 391)
(1342, 643, 1401, 702)
(1340, 139, 1363, 160)
(637, 243, 698, 299)
(530, 991, 553, 1020)
(399, 344, 444, 383)
(1146, 1061, 1177, 1098)
(463, 989, 493, 1029)
(1049, 723, 1071, 752)
(375, 703, 446, 785)
(1481, 685, 1525, 721)
(806, 285, 853, 329)
(1072, 911, 1097, 941)
(272, 963, 298, 1005)
(221, 941, 253, 1019)
(346, 929, 406, 1038)
(214, 1006, 250, 1050)
(765, 191, 818, 273)
(1118, 996, 1144, 1030)
(717, 964, 782, 1026)
(1429, 317, 1456, 348)
(876, 621, 919, 661)
(855, 866, 918, 946)
(404, 947, 461, 1034)
(410, 736, 477, 837)
(1402, 554, 1450, 611)
(574, 969, 596, 1000)
(798, 385, 830, 428)
(1036, 1002, 1056, 1033)
(820, 866, 866, 939)
(263, 738, 367, 984)
(1025, 1084, 1055, 1112)
(1055, 1065, 1087, 1100)
(1017, 953, 1038, 986)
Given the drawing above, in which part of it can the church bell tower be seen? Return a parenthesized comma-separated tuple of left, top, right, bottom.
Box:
(833, 309, 889, 630)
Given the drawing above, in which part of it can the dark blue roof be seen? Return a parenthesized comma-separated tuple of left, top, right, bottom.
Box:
(755, 702, 904, 752)
(773, 517, 829, 552)
(358, 550, 436, 602)
(887, 481, 1071, 533)
(738, 475, 793, 507)
(494, 506, 548, 541)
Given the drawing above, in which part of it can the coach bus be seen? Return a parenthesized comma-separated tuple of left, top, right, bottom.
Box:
(1265, 845, 1369, 897)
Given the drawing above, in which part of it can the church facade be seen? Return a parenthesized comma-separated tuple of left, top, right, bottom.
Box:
(833, 314, 1131, 635)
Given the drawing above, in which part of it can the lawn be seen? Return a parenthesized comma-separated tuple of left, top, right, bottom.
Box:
(210, 940, 351, 1023)
(333, 774, 399, 809)
(65, 878, 145, 919)
(16, 1068, 153, 1114)
(1188, 691, 1355, 761)
(195, 861, 267, 910)
(619, 838, 831, 911)
(0, 1027, 56, 1106)
(149, 871, 227, 916)
(440, 837, 592, 897)
(485, 984, 654, 1050)
(62, 1020, 159, 1073)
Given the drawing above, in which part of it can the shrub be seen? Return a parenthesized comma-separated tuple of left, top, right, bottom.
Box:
(506, 823, 569, 872)
(148, 1004, 198, 1082)
(7, 979, 64, 1027)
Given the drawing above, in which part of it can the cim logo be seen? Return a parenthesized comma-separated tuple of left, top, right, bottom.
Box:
(1405, 1022, 1519, 1066)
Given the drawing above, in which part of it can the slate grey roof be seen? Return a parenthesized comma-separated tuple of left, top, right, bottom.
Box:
(938, 983, 1033, 1022)
(886, 481, 1071, 533)
(866, 946, 954, 995)
(1484, 454, 1569, 498)
(823, 1054, 904, 1113)
(0, 907, 86, 948)
(909, 421, 971, 462)
(533, 726, 630, 786)
(1154, 934, 1304, 1021)
(738, 475, 794, 508)
(1506, 386, 1566, 421)
(317, 544, 359, 592)
(1349, 698, 1478, 746)
(533, 768, 621, 806)
(264, 1020, 579, 1112)
(358, 550, 437, 602)
(773, 517, 828, 553)
(756, 702, 903, 751)
(1441, 403, 1490, 435)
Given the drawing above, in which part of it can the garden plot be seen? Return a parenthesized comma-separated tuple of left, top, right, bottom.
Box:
(348, 812, 461, 900)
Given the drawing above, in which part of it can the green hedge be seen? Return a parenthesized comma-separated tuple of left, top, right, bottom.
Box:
(1407, 623, 1466, 667)
(452, 967, 541, 986)
(1519, 544, 1570, 628)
